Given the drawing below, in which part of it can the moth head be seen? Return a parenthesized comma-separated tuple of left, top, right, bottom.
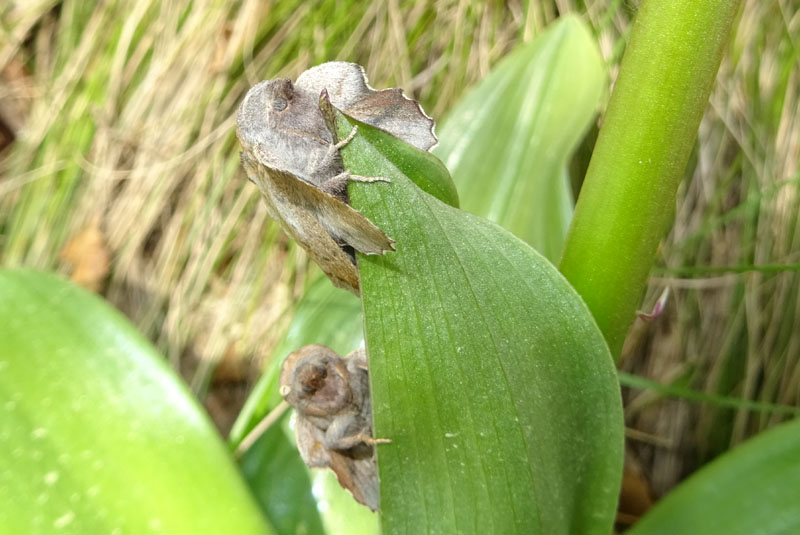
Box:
(262, 78, 295, 113)
(279, 345, 352, 417)
(236, 78, 296, 144)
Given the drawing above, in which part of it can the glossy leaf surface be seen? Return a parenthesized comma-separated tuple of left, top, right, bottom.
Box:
(0, 269, 271, 535)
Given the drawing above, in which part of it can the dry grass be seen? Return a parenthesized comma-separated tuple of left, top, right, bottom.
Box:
(1, 0, 798, 502)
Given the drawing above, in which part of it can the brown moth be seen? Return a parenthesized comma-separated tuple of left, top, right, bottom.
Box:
(279, 344, 387, 511)
(236, 62, 436, 294)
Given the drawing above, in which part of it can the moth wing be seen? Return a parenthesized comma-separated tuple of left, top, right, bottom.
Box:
(344, 348, 371, 411)
(294, 416, 331, 468)
(245, 146, 393, 293)
(343, 88, 437, 152)
(252, 144, 394, 256)
(311, 185, 395, 256)
(345, 348, 368, 370)
(297, 61, 437, 152)
(328, 451, 380, 512)
(243, 151, 360, 292)
(296, 62, 370, 110)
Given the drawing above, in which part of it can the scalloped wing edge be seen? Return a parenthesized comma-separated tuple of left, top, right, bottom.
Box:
(297, 61, 437, 152)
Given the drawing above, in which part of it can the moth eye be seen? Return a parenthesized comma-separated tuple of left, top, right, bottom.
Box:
(299, 363, 328, 395)
(271, 98, 287, 112)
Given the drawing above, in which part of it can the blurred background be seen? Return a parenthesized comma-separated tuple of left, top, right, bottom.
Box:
(1, 0, 798, 521)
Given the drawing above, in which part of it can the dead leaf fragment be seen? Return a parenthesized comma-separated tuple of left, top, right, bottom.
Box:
(60, 218, 110, 292)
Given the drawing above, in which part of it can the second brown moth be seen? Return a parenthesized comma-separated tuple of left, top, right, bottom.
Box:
(279, 344, 388, 511)
(236, 62, 436, 294)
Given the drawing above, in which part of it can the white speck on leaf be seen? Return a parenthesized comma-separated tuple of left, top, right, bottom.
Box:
(53, 512, 74, 528)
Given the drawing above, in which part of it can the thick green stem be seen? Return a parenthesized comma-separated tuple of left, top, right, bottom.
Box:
(558, 0, 741, 357)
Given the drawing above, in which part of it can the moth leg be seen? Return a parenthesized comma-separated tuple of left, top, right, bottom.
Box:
(317, 124, 393, 198)
(324, 413, 389, 452)
(334, 124, 359, 150)
(327, 431, 391, 452)
(319, 171, 391, 199)
(357, 434, 392, 446)
(302, 126, 355, 190)
(314, 125, 356, 176)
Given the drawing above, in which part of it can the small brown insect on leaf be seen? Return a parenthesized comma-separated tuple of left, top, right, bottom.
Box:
(279, 344, 388, 511)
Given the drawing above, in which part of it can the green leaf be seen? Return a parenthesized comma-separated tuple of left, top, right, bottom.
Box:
(433, 15, 606, 260)
(350, 117, 459, 209)
(238, 414, 324, 535)
(340, 116, 624, 534)
(0, 269, 271, 535)
(628, 417, 800, 535)
(619, 371, 800, 416)
(234, 20, 608, 529)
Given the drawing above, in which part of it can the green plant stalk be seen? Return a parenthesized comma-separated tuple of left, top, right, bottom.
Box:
(558, 0, 741, 357)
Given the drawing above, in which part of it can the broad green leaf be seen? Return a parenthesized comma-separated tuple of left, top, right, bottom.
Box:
(433, 15, 606, 260)
(0, 269, 271, 535)
(629, 417, 800, 535)
(340, 116, 624, 534)
(351, 118, 458, 209)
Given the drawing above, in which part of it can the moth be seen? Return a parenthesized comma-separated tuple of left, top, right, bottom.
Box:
(279, 344, 388, 511)
(236, 62, 436, 294)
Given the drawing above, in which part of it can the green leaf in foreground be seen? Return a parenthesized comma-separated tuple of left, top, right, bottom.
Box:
(433, 15, 606, 260)
(339, 118, 624, 534)
(629, 417, 800, 535)
(0, 269, 271, 535)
